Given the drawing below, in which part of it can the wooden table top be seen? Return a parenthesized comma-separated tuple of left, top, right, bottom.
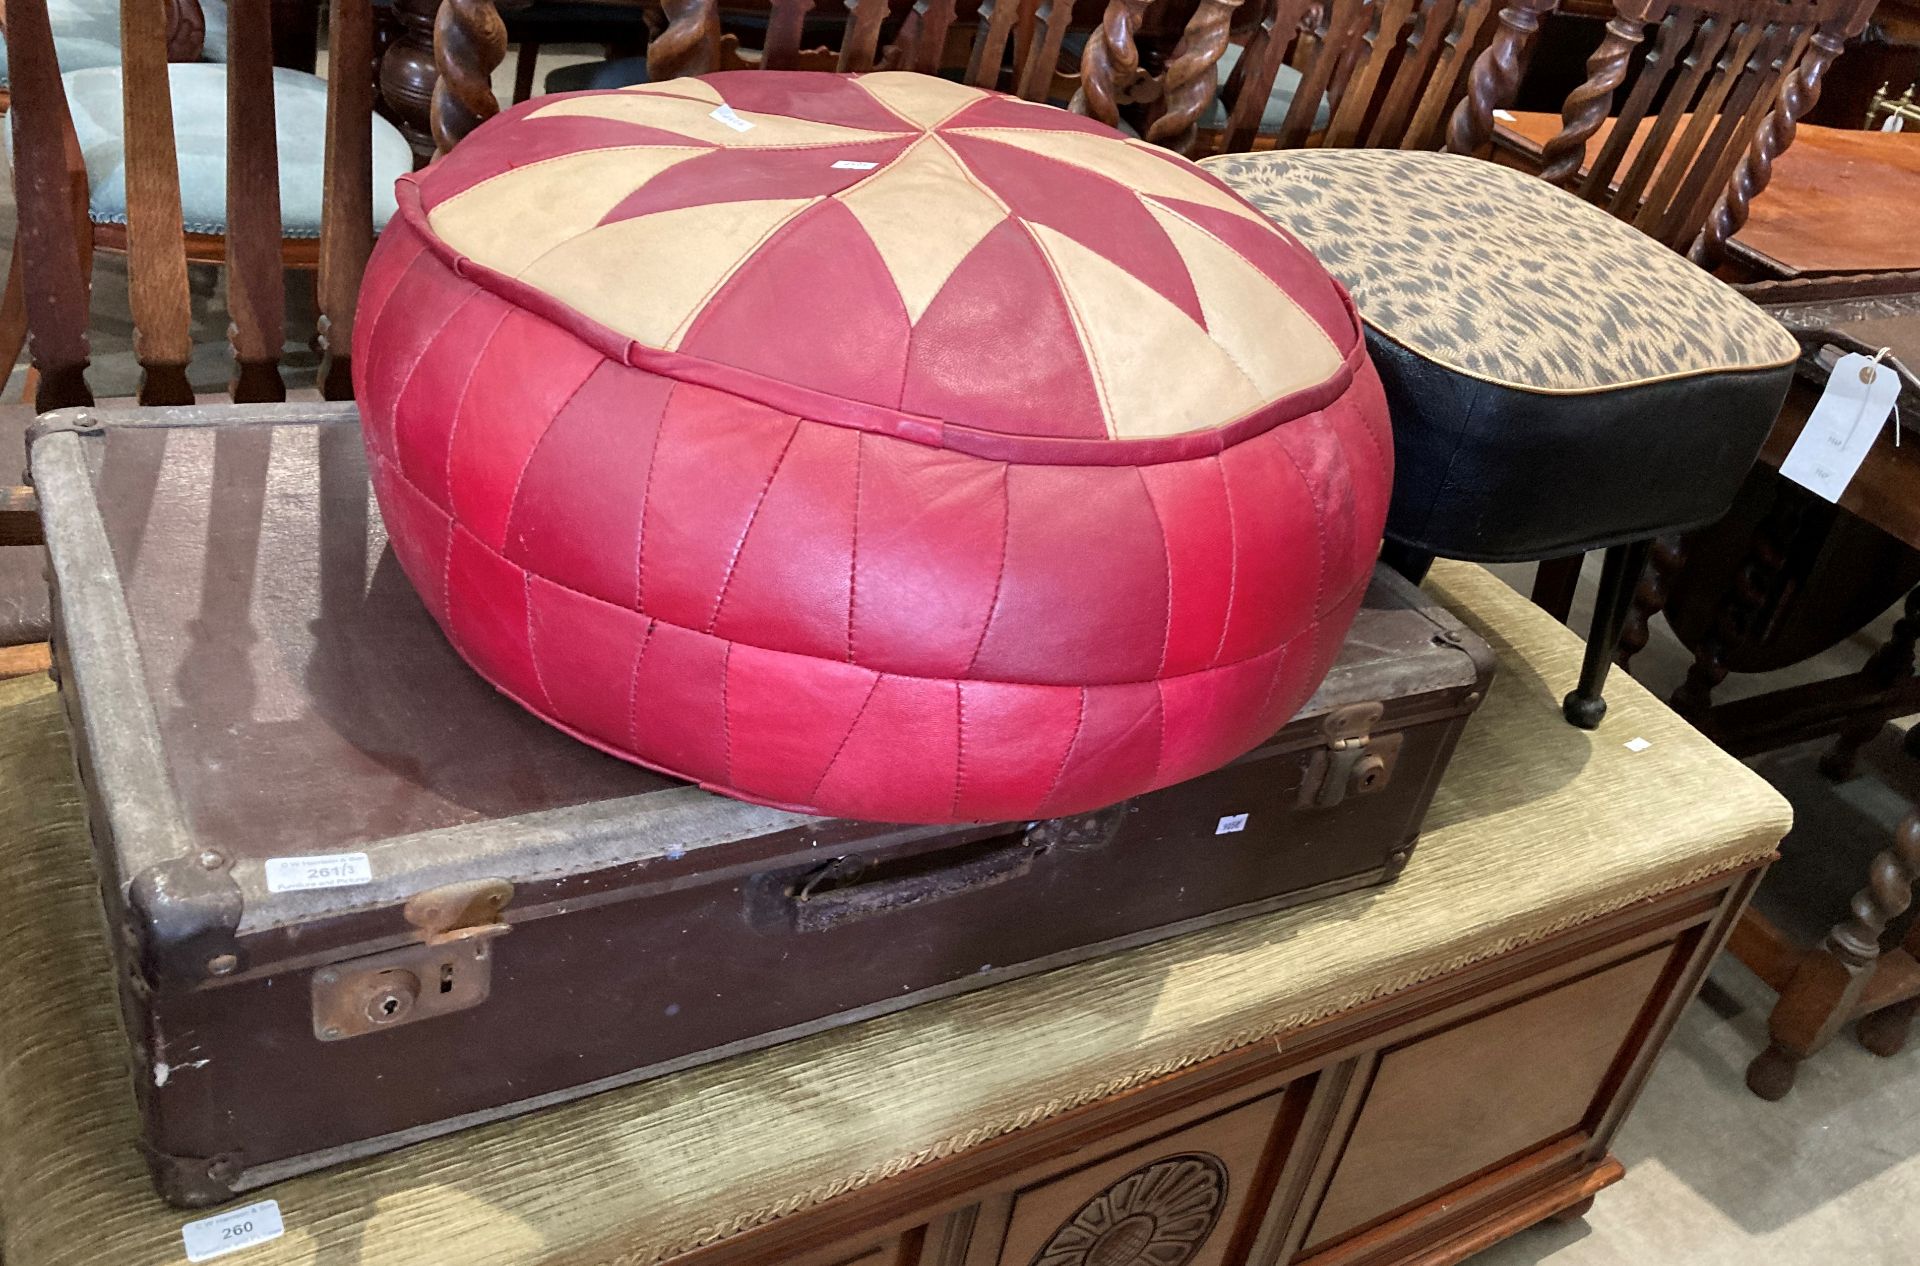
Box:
(1495, 111, 1920, 278)
(1749, 278, 1920, 552)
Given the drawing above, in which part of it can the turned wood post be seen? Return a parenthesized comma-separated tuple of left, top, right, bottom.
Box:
(762, 0, 818, 70)
(1818, 586, 1920, 782)
(1617, 534, 1684, 671)
(1858, 915, 1920, 1057)
(1444, 0, 1554, 156)
(121, 0, 197, 404)
(381, 0, 441, 156)
(1538, 15, 1645, 185)
(4, 0, 96, 410)
(1076, 0, 1154, 127)
(318, 0, 376, 399)
(1689, 25, 1840, 267)
(433, 0, 507, 154)
(1692, 0, 1876, 264)
(1670, 481, 1811, 727)
(840, 0, 892, 73)
(1749, 812, 1920, 1100)
(649, 0, 722, 81)
(1146, 0, 1244, 154)
(224, 0, 289, 403)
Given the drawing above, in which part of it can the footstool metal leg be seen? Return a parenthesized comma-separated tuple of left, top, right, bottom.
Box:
(1563, 539, 1651, 729)
(1381, 541, 1435, 586)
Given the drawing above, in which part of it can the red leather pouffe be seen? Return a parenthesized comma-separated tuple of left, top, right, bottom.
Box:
(353, 71, 1391, 823)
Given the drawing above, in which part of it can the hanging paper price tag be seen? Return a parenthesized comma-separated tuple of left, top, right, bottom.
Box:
(1778, 352, 1903, 503)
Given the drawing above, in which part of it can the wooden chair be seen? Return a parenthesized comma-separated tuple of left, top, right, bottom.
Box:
(428, 0, 1101, 152)
(2, 0, 411, 410)
(0, 0, 213, 113)
(1076, 0, 1507, 157)
(1450, 0, 1880, 265)
(0, 0, 411, 673)
(1441, 0, 1879, 622)
(1066, 0, 1877, 262)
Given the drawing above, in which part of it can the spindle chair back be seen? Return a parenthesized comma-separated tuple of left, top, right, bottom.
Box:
(1078, 0, 1506, 156)
(1448, 0, 1877, 262)
(3, 0, 387, 413)
(643, 0, 1077, 103)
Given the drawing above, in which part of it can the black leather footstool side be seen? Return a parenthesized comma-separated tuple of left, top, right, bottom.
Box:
(1206, 149, 1800, 727)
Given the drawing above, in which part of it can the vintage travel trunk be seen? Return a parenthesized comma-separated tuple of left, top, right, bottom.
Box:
(30, 404, 1493, 1206)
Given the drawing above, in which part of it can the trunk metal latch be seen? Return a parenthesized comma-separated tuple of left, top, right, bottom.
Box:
(1299, 702, 1403, 809)
(312, 879, 513, 1042)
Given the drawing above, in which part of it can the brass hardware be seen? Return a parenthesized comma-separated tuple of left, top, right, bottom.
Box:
(404, 878, 512, 942)
(1299, 703, 1403, 808)
(1867, 81, 1918, 131)
(311, 879, 513, 1041)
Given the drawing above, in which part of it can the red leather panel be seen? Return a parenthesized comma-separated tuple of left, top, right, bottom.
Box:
(357, 72, 1393, 823)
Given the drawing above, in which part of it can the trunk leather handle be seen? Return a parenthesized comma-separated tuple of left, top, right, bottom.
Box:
(788, 832, 1043, 933)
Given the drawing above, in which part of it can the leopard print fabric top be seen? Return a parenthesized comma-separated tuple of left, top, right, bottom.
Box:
(1202, 149, 1800, 395)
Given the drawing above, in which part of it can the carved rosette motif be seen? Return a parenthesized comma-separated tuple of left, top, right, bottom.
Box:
(1031, 1153, 1228, 1266)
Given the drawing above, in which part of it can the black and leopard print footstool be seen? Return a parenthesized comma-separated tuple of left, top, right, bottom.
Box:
(1204, 148, 1801, 728)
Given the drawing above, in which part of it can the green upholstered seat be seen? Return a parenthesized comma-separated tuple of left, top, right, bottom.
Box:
(0, 0, 122, 86)
(1205, 43, 1330, 135)
(1113, 45, 1331, 140)
(59, 62, 413, 237)
(0, 0, 228, 84)
(200, 0, 230, 62)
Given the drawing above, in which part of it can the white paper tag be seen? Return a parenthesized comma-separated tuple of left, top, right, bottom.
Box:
(831, 159, 879, 170)
(182, 1201, 284, 1262)
(1778, 352, 1902, 502)
(1884, 114, 1906, 133)
(264, 852, 372, 893)
(1494, 108, 1517, 121)
(1624, 737, 1652, 753)
(1216, 813, 1249, 835)
(709, 104, 754, 132)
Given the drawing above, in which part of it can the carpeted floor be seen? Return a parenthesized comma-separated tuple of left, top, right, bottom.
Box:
(5, 54, 1920, 1263)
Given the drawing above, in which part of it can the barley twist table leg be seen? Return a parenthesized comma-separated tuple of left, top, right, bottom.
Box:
(1618, 534, 1684, 672)
(1819, 585, 1920, 783)
(1749, 811, 1920, 1100)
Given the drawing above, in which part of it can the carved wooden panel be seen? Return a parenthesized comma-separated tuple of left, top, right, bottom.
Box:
(985, 1092, 1290, 1266)
(1302, 944, 1676, 1251)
